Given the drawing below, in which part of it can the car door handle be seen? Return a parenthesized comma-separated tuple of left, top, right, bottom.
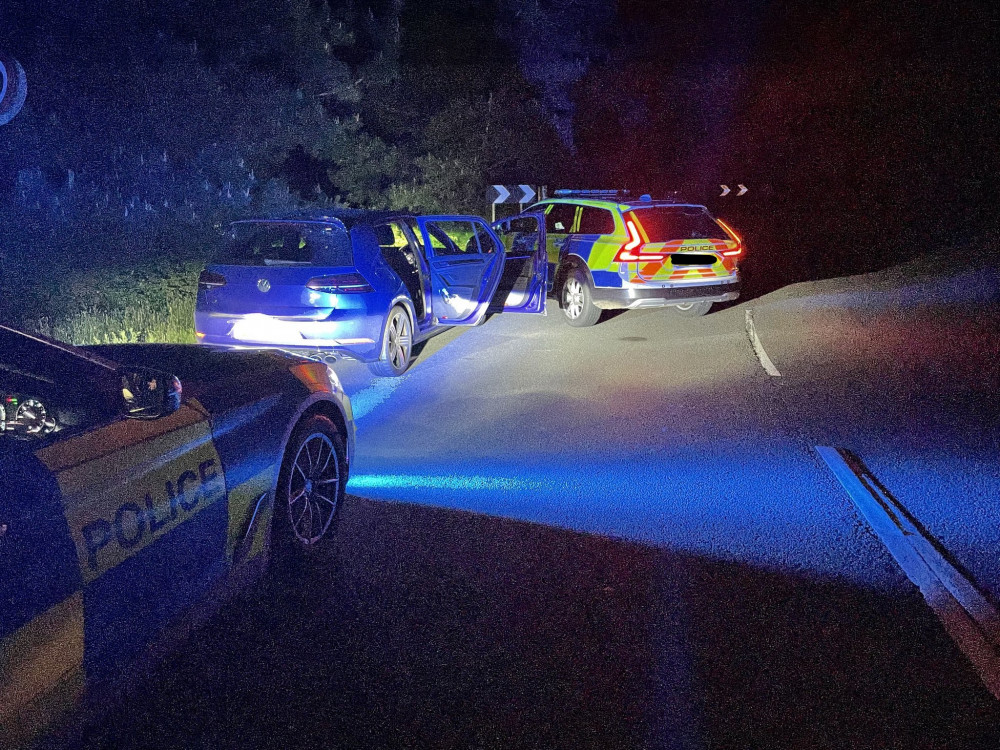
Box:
(440, 257, 481, 266)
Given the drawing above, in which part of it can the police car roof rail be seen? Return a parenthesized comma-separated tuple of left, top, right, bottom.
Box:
(551, 189, 684, 203)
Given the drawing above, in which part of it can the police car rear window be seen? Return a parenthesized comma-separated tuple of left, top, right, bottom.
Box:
(223, 222, 353, 266)
(630, 207, 728, 241)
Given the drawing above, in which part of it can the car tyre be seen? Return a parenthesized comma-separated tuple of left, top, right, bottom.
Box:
(368, 305, 413, 377)
(561, 267, 602, 327)
(672, 300, 713, 317)
(271, 414, 346, 571)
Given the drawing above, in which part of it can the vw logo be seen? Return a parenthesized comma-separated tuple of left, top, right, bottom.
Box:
(257, 278, 271, 293)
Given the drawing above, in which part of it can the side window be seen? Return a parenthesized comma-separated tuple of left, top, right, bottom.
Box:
(374, 221, 411, 253)
(495, 215, 542, 256)
(1, 332, 119, 441)
(577, 207, 615, 235)
(474, 227, 500, 254)
(422, 220, 481, 256)
(545, 203, 578, 234)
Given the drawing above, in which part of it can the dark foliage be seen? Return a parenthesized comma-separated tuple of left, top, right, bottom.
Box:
(0, 0, 995, 335)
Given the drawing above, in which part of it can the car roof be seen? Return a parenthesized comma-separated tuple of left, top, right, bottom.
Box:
(233, 208, 417, 230)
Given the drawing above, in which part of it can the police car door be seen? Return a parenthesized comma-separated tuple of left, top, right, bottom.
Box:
(491, 212, 548, 313)
(416, 216, 506, 326)
(32, 370, 226, 686)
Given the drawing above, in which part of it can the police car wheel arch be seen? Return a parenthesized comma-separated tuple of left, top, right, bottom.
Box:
(557, 256, 594, 294)
(269, 394, 351, 511)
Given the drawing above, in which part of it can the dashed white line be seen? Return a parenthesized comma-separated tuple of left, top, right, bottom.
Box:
(745, 308, 781, 377)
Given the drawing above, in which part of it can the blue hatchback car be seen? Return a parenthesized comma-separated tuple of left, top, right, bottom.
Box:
(195, 210, 548, 375)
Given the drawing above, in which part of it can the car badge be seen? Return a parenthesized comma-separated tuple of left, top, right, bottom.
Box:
(257, 278, 271, 293)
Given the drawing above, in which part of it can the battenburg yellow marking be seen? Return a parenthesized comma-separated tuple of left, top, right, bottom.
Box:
(36, 404, 226, 583)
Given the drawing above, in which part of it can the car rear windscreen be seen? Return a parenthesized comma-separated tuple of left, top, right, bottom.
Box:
(222, 221, 353, 266)
(630, 207, 728, 242)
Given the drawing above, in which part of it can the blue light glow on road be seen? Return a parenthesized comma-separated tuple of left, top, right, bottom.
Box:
(345, 448, 909, 593)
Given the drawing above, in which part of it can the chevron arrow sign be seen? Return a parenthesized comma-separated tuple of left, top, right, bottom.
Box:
(719, 183, 749, 197)
(490, 185, 537, 204)
(489, 185, 511, 204)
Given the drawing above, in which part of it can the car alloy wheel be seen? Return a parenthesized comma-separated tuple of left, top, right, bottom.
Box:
(561, 267, 601, 327)
(386, 308, 412, 371)
(369, 305, 413, 377)
(563, 277, 585, 320)
(286, 429, 341, 545)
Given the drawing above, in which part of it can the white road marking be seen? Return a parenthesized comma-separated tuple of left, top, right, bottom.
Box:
(744, 308, 781, 376)
(817, 446, 1000, 700)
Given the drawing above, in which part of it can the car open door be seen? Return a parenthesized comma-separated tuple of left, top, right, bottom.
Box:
(415, 216, 506, 326)
(491, 212, 548, 314)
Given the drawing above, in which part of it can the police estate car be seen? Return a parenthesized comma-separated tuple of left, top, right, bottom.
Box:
(0, 325, 354, 747)
(498, 190, 744, 326)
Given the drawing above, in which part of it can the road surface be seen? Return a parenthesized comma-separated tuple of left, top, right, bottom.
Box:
(78, 256, 1000, 749)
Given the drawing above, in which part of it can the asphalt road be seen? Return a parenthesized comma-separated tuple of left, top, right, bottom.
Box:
(79, 264, 1000, 749)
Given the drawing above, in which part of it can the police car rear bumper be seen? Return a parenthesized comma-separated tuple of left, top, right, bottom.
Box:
(591, 281, 741, 309)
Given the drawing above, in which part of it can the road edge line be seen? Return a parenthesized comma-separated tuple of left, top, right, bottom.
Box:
(744, 308, 781, 377)
(816, 445, 1000, 700)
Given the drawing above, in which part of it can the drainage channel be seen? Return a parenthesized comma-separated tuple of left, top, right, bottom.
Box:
(817, 445, 1000, 700)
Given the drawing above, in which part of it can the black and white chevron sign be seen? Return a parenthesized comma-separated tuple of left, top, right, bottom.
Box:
(489, 184, 537, 204)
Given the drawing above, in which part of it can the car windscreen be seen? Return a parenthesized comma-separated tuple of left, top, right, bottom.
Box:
(629, 207, 728, 241)
(222, 221, 353, 266)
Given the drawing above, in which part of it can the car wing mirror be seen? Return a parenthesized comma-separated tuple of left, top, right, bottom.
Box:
(119, 367, 182, 420)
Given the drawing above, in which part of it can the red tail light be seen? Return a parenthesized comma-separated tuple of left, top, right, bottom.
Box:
(613, 219, 668, 262)
(198, 270, 227, 290)
(306, 272, 374, 294)
(716, 218, 743, 257)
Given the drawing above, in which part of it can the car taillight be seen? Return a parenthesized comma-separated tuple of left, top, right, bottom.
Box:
(613, 219, 667, 262)
(716, 218, 743, 257)
(306, 272, 374, 293)
(198, 270, 227, 290)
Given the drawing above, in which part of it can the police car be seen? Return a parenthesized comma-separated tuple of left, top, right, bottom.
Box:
(0, 325, 354, 747)
(496, 190, 744, 326)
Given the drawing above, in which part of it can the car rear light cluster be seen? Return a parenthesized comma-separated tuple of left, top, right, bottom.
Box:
(306, 272, 374, 294)
(198, 270, 227, 290)
(716, 218, 743, 257)
(612, 219, 669, 262)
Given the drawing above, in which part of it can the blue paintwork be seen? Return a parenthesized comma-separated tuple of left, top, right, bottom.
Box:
(196, 211, 547, 365)
(591, 270, 623, 288)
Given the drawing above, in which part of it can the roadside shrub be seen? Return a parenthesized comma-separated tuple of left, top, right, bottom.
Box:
(17, 259, 204, 346)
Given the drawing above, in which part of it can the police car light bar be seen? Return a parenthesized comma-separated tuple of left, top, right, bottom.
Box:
(552, 189, 629, 198)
